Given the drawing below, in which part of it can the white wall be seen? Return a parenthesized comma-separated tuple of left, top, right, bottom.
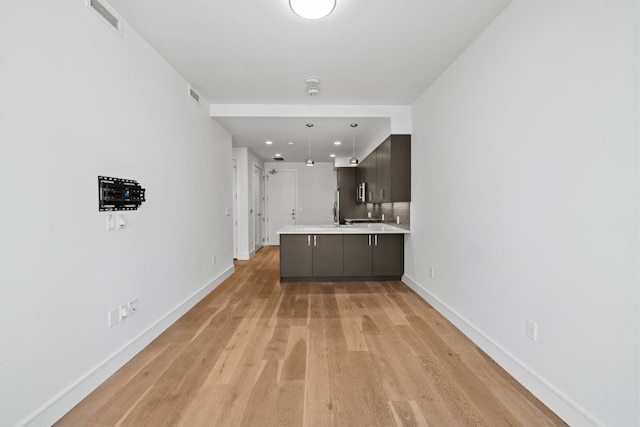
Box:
(264, 161, 336, 228)
(232, 147, 264, 259)
(404, 1, 638, 426)
(0, 2, 234, 426)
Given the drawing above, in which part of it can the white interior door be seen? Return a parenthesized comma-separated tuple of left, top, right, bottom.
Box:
(232, 160, 238, 259)
(267, 169, 297, 245)
(253, 164, 264, 251)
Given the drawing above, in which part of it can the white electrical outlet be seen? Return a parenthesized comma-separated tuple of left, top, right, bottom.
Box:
(526, 319, 538, 341)
(108, 308, 119, 327)
(212, 256, 216, 265)
(429, 266, 435, 278)
(129, 299, 139, 314)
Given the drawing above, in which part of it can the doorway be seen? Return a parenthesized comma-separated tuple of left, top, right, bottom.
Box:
(266, 169, 297, 245)
(253, 164, 265, 252)
(232, 159, 238, 259)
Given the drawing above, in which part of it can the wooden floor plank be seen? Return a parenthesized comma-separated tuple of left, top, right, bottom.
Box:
(335, 293, 369, 351)
(59, 246, 567, 427)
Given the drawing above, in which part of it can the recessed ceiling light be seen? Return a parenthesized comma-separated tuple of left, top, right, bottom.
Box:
(265, 140, 273, 145)
(330, 154, 336, 158)
(334, 141, 341, 145)
(287, 141, 295, 145)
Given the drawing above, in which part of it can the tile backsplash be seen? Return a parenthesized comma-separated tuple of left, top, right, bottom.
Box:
(366, 202, 410, 230)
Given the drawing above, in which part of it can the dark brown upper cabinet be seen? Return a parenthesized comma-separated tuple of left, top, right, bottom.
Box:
(357, 135, 411, 203)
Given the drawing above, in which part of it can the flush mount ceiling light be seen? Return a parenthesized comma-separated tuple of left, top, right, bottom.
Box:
(290, 0, 336, 19)
(334, 141, 341, 145)
(349, 123, 359, 166)
(305, 123, 315, 166)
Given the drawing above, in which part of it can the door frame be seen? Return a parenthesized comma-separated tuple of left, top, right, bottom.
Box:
(266, 168, 298, 245)
(232, 159, 238, 259)
(253, 163, 265, 252)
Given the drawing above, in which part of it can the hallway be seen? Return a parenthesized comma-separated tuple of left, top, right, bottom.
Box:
(57, 246, 565, 426)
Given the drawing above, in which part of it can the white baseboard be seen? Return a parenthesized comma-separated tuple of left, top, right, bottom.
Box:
(25, 265, 235, 427)
(401, 273, 602, 427)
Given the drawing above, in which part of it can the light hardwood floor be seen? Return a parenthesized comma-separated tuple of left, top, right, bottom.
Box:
(57, 246, 566, 426)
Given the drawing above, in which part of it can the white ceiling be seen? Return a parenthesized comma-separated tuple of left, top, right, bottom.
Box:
(217, 116, 391, 163)
(106, 0, 513, 161)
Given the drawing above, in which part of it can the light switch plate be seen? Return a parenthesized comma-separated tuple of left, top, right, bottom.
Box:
(120, 304, 129, 320)
(106, 214, 115, 231)
(108, 308, 119, 327)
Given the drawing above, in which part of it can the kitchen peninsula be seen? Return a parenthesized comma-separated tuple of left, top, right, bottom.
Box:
(277, 224, 409, 282)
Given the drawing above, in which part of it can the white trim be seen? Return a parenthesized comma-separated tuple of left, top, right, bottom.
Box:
(252, 163, 265, 252)
(401, 273, 604, 427)
(24, 265, 235, 427)
(237, 248, 256, 261)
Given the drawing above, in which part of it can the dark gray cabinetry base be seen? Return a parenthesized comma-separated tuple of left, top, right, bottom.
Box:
(279, 234, 343, 279)
(311, 234, 344, 277)
(372, 234, 404, 276)
(343, 234, 372, 276)
(344, 234, 404, 278)
(280, 233, 404, 282)
(279, 234, 312, 277)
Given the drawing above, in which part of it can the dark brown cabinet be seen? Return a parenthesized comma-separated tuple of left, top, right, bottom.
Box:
(372, 234, 404, 276)
(312, 234, 344, 277)
(337, 167, 365, 221)
(279, 234, 313, 277)
(343, 233, 404, 278)
(343, 234, 372, 276)
(279, 234, 343, 279)
(280, 233, 405, 281)
(355, 153, 375, 203)
(357, 135, 411, 203)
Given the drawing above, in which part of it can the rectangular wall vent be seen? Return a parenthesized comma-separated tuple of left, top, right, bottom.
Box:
(188, 87, 201, 104)
(87, 0, 122, 35)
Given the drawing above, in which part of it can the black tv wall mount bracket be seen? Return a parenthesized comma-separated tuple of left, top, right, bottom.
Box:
(98, 176, 146, 211)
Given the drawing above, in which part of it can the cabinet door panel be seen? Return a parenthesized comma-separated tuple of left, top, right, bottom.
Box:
(378, 138, 391, 202)
(312, 235, 344, 277)
(343, 234, 372, 276)
(372, 234, 404, 277)
(389, 135, 411, 202)
(280, 234, 312, 277)
(365, 153, 376, 203)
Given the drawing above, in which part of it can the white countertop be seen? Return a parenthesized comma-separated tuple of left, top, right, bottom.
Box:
(277, 224, 410, 235)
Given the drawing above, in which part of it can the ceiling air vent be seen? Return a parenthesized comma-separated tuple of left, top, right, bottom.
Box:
(188, 86, 201, 104)
(87, 0, 122, 35)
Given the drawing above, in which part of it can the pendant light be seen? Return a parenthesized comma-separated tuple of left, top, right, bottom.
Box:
(290, 0, 336, 20)
(305, 123, 315, 166)
(349, 123, 359, 166)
